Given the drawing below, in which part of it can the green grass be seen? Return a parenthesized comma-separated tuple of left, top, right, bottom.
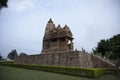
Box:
(0, 66, 119, 80)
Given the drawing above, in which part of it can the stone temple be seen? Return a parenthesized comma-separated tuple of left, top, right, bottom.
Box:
(42, 19, 73, 53)
(15, 19, 115, 68)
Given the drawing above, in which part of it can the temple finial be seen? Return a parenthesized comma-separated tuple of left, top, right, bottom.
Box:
(48, 18, 53, 23)
(64, 24, 68, 27)
(58, 24, 61, 27)
(57, 24, 62, 30)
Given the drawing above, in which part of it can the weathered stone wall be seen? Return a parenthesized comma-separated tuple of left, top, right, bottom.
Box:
(15, 51, 115, 68)
(15, 51, 93, 68)
(91, 54, 115, 68)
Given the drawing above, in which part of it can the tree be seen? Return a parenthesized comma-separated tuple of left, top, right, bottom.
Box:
(109, 34, 120, 67)
(0, 0, 8, 10)
(96, 39, 110, 58)
(19, 52, 27, 57)
(93, 34, 120, 67)
(0, 54, 2, 60)
(7, 49, 18, 60)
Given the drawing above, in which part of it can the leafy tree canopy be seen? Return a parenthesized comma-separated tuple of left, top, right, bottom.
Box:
(92, 34, 120, 67)
(0, 54, 2, 60)
(0, 0, 8, 10)
(19, 52, 27, 57)
(7, 49, 18, 60)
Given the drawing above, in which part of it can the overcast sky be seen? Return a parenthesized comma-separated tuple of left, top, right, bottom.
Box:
(0, 0, 120, 58)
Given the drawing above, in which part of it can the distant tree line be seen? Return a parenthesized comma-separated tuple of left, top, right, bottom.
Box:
(92, 34, 120, 67)
(7, 49, 27, 60)
(0, 54, 2, 60)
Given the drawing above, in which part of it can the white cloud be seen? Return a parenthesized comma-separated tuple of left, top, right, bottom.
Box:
(9, 0, 34, 12)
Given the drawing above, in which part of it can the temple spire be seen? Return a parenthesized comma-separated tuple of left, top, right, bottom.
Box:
(48, 18, 53, 23)
(57, 24, 62, 30)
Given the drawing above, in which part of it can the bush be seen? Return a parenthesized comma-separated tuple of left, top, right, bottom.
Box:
(93, 69, 106, 78)
(1, 63, 119, 78)
(105, 68, 120, 74)
(0, 61, 14, 64)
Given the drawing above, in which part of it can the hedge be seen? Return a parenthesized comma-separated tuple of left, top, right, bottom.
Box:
(0, 61, 14, 64)
(0, 63, 119, 78)
(105, 68, 120, 74)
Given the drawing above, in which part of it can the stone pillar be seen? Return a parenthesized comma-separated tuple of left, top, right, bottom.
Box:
(65, 38, 69, 51)
(70, 39, 73, 43)
(69, 39, 73, 51)
(57, 39, 59, 51)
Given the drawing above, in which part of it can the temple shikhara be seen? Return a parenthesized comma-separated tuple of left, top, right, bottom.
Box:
(15, 19, 115, 68)
(42, 19, 73, 53)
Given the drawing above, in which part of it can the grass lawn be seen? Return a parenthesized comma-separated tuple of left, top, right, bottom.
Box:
(0, 65, 119, 80)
